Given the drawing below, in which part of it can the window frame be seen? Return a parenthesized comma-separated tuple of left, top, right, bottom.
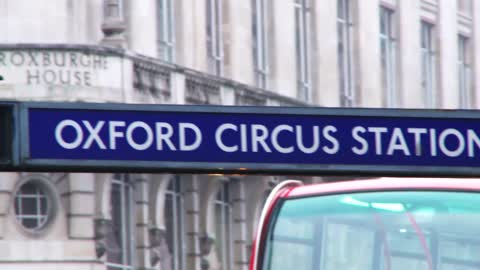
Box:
(458, 34, 472, 109)
(252, 0, 269, 89)
(13, 177, 57, 236)
(294, 0, 312, 102)
(206, 0, 224, 76)
(165, 176, 186, 270)
(106, 174, 135, 270)
(380, 6, 397, 108)
(157, 0, 176, 62)
(420, 21, 437, 108)
(337, 0, 355, 107)
(214, 181, 234, 270)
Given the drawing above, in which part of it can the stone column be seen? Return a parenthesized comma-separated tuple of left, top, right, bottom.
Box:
(183, 175, 201, 270)
(148, 174, 171, 268)
(198, 176, 222, 270)
(398, 0, 422, 108)
(224, 1, 254, 84)
(134, 174, 151, 269)
(312, 0, 340, 106)
(171, 72, 186, 104)
(243, 176, 270, 247)
(66, 173, 97, 261)
(354, 0, 382, 107)
(67, 173, 96, 240)
(126, 0, 157, 57)
(176, 0, 209, 72)
(221, 86, 236, 105)
(437, 0, 458, 108)
(94, 173, 114, 260)
(472, 1, 480, 108)
(231, 179, 248, 270)
(270, 0, 296, 99)
(0, 173, 18, 239)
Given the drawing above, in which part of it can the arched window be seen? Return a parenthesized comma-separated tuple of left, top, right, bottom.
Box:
(214, 181, 233, 270)
(164, 176, 186, 270)
(106, 174, 135, 270)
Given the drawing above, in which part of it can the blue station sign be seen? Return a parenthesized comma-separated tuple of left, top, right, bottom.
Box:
(18, 102, 480, 176)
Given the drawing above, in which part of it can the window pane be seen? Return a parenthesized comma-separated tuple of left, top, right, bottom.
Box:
(215, 183, 232, 270)
(106, 177, 133, 269)
(22, 218, 39, 229)
(14, 181, 51, 231)
(421, 22, 435, 108)
(164, 179, 185, 270)
(295, 1, 311, 101)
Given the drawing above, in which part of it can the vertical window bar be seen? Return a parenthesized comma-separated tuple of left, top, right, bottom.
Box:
(172, 181, 179, 270)
(17, 191, 22, 221)
(260, 0, 268, 85)
(458, 35, 471, 109)
(214, 182, 232, 270)
(253, 0, 269, 89)
(36, 187, 41, 227)
(119, 177, 127, 267)
(421, 22, 436, 108)
(166, 178, 185, 270)
(338, 0, 355, 107)
(380, 7, 397, 108)
(128, 176, 135, 269)
(178, 180, 186, 270)
(221, 191, 227, 270)
(227, 196, 233, 270)
(295, 0, 312, 101)
(207, 0, 223, 75)
(216, 0, 223, 75)
(157, 0, 175, 62)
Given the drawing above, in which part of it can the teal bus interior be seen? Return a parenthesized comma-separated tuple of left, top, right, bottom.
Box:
(262, 191, 480, 270)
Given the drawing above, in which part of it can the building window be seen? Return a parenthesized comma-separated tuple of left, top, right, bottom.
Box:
(380, 7, 397, 108)
(337, 0, 355, 107)
(215, 181, 233, 270)
(14, 179, 55, 232)
(206, 0, 223, 76)
(252, 0, 269, 89)
(104, 0, 123, 18)
(458, 35, 472, 109)
(294, 0, 312, 101)
(157, 0, 175, 62)
(106, 175, 134, 270)
(421, 21, 436, 108)
(165, 177, 186, 270)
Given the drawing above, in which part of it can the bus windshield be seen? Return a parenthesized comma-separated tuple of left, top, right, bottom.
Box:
(262, 191, 480, 270)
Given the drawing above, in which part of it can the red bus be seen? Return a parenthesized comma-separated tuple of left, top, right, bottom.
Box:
(250, 178, 480, 270)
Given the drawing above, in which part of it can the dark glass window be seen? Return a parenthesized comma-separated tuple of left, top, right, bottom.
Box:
(14, 181, 50, 230)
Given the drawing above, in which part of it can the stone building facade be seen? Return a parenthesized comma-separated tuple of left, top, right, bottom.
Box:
(0, 0, 479, 270)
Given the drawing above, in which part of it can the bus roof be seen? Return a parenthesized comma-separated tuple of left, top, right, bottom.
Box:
(286, 177, 480, 198)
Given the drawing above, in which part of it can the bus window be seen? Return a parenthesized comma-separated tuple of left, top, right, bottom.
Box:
(259, 191, 480, 270)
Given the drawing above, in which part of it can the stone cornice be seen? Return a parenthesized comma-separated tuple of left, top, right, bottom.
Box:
(0, 43, 307, 106)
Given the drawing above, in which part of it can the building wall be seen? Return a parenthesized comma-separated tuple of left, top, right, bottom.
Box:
(0, 0, 478, 270)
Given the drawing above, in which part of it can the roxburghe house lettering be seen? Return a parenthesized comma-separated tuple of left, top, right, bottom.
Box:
(0, 50, 109, 86)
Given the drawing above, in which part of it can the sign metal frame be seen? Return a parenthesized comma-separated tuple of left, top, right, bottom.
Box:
(16, 101, 480, 176)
